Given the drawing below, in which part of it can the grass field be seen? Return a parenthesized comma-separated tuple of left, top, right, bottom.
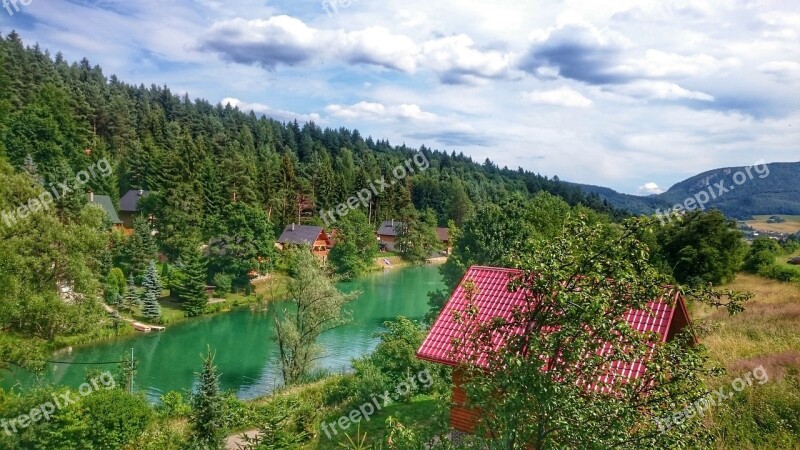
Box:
(745, 215, 800, 234)
(693, 274, 800, 448)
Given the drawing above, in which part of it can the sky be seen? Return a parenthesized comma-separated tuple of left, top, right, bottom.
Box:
(1, 0, 798, 195)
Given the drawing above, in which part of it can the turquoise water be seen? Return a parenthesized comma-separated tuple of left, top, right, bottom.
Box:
(5, 266, 443, 401)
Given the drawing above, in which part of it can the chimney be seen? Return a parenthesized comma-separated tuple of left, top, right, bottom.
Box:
(291, 223, 295, 231)
(88, 190, 94, 202)
(138, 189, 144, 196)
(391, 219, 394, 228)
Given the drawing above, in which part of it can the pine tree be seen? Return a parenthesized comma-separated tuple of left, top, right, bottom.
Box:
(189, 347, 227, 449)
(122, 274, 140, 313)
(176, 248, 208, 317)
(140, 260, 161, 321)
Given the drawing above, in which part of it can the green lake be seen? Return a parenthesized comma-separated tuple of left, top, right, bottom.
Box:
(5, 265, 443, 401)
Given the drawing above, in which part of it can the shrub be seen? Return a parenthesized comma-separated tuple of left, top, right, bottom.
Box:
(213, 273, 233, 296)
(759, 264, 800, 283)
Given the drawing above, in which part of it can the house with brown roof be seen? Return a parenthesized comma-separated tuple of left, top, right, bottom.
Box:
(377, 219, 404, 251)
(417, 265, 693, 434)
(276, 224, 332, 261)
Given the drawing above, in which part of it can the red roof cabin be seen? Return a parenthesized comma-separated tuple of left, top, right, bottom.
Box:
(416, 265, 693, 435)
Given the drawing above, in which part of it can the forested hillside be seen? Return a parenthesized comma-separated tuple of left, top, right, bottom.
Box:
(0, 30, 622, 257)
(574, 162, 800, 219)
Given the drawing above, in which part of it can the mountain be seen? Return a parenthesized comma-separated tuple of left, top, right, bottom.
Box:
(573, 161, 800, 219)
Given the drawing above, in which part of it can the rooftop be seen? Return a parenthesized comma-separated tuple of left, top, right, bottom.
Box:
(277, 224, 326, 245)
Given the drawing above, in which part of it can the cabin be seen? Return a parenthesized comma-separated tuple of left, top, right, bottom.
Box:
(416, 265, 693, 435)
(276, 224, 332, 262)
(87, 191, 123, 229)
(377, 220, 404, 251)
(436, 227, 451, 255)
(119, 189, 149, 229)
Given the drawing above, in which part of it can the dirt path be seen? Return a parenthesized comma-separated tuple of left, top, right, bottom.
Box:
(225, 429, 261, 449)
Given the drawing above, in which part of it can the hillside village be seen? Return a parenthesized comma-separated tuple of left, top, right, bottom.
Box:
(1, 3, 800, 449)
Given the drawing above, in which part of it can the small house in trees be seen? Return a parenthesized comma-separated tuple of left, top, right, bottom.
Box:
(436, 227, 451, 255)
(416, 265, 693, 434)
(377, 220, 404, 251)
(87, 191, 123, 229)
(119, 189, 149, 229)
(276, 224, 332, 261)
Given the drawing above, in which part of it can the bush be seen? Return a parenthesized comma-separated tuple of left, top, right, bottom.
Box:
(759, 264, 800, 283)
(76, 389, 153, 448)
(213, 273, 233, 296)
(157, 391, 191, 418)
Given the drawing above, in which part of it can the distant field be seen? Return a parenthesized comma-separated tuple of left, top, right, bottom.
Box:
(745, 215, 800, 234)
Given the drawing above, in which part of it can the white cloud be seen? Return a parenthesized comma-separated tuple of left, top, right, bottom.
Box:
(335, 26, 419, 72)
(526, 87, 593, 108)
(611, 81, 714, 101)
(637, 182, 664, 195)
(221, 98, 320, 122)
(420, 34, 515, 84)
(618, 49, 738, 79)
(758, 61, 800, 82)
(325, 102, 439, 122)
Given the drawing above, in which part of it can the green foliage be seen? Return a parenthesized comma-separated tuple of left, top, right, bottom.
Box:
(744, 237, 783, 273)
(121, 273, 140, 313)
(356, 318, 431, 393)
(275, 248, 358, 384)
(74, 389, 153, 448)
(140, 260, 162, 322)
(429, 192, 572, 321)
(0, 386, 151, 450)
(173, 245, 209, 317)
(397, 208, 440, 263)
(456, 215, 749, 449)
(330, 209, 378, 279)
(103, 267, 126, 304)
(654, 210, 745, 286)
(189, 348, 228, 450)
(122, 215, 158, 281)
(206, 202, 276, 287)
(0, 158, 107, 358)
(212, 272, 233, 296)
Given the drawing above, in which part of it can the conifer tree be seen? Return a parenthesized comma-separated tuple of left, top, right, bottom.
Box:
(189, 347, 227, 449)
(176, 247, 208, 317)
(140, 260, 161, 321)
(122, 273, 140, 313)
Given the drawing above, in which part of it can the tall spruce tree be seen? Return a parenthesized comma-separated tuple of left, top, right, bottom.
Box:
(140, 260, 161, 321)
(175, 247, 208, 317)
(189, 347, 227, 449)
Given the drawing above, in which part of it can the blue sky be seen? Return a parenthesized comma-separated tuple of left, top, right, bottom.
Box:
(1, 0, 798, 194)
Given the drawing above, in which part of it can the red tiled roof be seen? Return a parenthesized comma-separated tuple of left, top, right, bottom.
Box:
(417, 266, 687, 386)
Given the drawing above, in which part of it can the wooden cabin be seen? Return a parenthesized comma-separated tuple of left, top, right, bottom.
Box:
(119, 189, 149, 230)
(416, 265, 693, 434)
(377, 220, 404, 251)
(276, 224, 332, 262)
(436, 227, 451, 255)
